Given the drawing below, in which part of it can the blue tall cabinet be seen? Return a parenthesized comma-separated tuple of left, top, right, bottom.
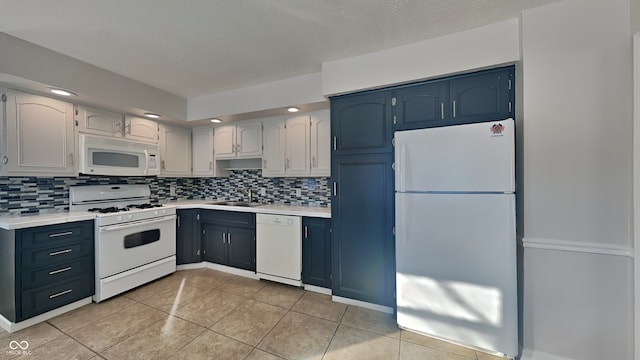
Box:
(330, 89, 396, 306)
(329, 65, 515, 308)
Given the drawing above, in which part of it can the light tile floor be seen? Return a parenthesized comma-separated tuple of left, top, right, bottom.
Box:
(0, 269, 506, 359)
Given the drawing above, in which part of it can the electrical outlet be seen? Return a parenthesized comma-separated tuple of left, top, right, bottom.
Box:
(260, 188, 266, 196)
(295, 188, 302, 197)
(169, 185, 176, 196)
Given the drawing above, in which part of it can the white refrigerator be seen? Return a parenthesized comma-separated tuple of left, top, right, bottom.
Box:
(395, 119, 518, 358)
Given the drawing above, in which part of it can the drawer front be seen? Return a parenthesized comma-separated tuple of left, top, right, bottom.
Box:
(18, 220, 94, 250)
(19, 275, 93, 321)
(21, 241, 93, 269)
(21, 257, 93, 290)
(201, 210, 255, 227)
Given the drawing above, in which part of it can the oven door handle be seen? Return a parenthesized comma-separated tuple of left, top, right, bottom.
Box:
(99, 215, 176, 232)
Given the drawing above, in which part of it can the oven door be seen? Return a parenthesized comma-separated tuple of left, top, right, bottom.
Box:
(97, 215, 176, 278)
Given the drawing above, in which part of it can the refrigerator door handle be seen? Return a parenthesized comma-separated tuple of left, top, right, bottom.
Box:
(396, 140, 406, 192)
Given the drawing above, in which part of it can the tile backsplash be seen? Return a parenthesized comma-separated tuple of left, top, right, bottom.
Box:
(0, 170, 330, 214)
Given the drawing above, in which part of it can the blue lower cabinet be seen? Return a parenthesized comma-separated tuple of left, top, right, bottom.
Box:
(200, 210, 256, 272)
(331, 154, 395, 306)
(302, 217, 331, 288)
(176, 209, 201, 264)
(0, 220, 95, 323)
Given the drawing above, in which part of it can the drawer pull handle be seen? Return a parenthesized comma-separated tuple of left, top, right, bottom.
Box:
(49, 267, 72, 275)
(49, 289, 72, 299)
(49, 249, 72, 256)
(49, 231, 73, 238)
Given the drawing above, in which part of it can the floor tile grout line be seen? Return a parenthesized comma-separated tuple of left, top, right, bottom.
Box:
(45, 320, 102, 359)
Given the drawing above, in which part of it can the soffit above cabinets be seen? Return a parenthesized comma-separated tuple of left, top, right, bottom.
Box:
(0, 0, 561, 99)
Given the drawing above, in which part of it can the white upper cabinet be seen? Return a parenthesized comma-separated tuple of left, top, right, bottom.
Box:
(1, 89, 76, 176)
(285, 116, 310, 176)
(192, 127, 216, 177)
(261, 118, 286, 176)
(213, 125, 236, 159)
(261, 109, 330, 178)
(214, 120, 262, 159)
(124, 116, 158, 144)
(76, 105, 123, 137)
(159, 124, 192, 177)
(237, 121, 262, 158)
(310, 110, 330, 176)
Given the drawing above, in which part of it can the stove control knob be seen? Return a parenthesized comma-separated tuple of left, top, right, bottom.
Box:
(118, 216, 123, 222)
(127, 214, 133, 220)
(154, 210, 159, 216)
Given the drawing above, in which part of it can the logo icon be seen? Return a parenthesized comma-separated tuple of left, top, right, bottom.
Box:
(490, 123, 504, 135)
(9, 341, 29, 350)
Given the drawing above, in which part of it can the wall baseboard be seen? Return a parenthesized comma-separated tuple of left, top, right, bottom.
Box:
(522, 238, 633, 258)
(521, 349, 575, 360)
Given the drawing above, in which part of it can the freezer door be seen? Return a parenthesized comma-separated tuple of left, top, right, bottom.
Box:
(395, 119, 515, 192)
(395, 192, 518, 357)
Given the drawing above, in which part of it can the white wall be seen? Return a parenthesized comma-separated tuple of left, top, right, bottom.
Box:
(187, 72, 326, 121)
(321, 18, 520, 96)
(521, 0, 633, 359)
(633, 0, 640, 34)
(0, 32, 187, 121)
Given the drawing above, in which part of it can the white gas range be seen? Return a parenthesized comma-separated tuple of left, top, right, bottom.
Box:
(69, 184, 176, 302)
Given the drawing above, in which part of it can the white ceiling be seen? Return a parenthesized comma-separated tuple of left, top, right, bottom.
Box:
(0, 0, 558, 99)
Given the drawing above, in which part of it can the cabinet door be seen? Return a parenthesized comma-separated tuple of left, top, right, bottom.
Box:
(76, 105, 123, 137)
(227, 227, 255, 271)
(176, 210, 201, 265)
(202, 224, 227, 265)
(262, 118, 286, 177)
(285, 116, 310, 175)
(192, 127, 215, 177)
(395, 80, 449, 130)
(331, 154, 395, 306)
(331, 90, 393, 155)
(310, 110, 331, 176)
(302, 217, 331, 288)
(236, 121, 262, 158)
(4, 90, 76, 176)
(450, 67, 513, 125)
(124, 116, 158, 143)
(159, 124, 192, 177)
(214, 126, 236, 159)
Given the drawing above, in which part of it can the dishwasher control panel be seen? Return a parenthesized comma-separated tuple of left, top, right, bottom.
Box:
(256, 214, 301, 226)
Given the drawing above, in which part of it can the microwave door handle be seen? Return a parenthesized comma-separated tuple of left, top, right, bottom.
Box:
(143, 149, 150, 175)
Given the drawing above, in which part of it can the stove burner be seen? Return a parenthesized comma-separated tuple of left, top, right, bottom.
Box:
(127, 203, 163, 209)
(88, 207, 130, 214)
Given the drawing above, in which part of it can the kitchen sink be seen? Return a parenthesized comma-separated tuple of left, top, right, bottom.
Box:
(207, 201, 262, 207)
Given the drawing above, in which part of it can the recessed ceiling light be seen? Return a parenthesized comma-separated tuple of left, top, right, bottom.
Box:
(210, 118, 222, 123)
(287, 107, 299, 113)
(49, 88, 76, 97)
(144, 112, 161, 119)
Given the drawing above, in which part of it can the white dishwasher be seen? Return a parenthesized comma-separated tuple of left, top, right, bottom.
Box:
(256, 214, 302, 286)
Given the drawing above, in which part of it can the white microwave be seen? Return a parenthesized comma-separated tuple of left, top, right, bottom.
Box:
(79, 134, 160, 176)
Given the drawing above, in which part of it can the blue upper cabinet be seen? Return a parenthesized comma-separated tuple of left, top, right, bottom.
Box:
(394, 66, 515, 130)
(449, 66, 514, 125)
(330, 90, 394, 155)
(394, 80, 449, 130)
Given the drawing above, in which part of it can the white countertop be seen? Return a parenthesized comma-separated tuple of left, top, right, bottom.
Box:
(0, 211, 97, 230)
(170, 200, 331, 218)
(0, 201, 330, 230)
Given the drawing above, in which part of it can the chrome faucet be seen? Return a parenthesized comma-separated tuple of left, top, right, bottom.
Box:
(238, 188, 253, 203)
